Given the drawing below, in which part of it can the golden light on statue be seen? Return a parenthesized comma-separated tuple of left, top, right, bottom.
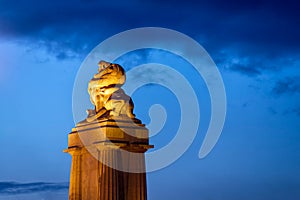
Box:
(64, 60, 153, 200)
(87, 61, 135, 122)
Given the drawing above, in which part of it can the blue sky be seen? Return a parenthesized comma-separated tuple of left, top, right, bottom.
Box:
(0, 0, 300, 199)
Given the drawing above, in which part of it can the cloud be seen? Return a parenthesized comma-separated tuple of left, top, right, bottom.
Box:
(272, 76, 300, 96)
(216, 48, 299, 77)
(0, 0, 299, 64)
(270, 76, 300, 116)
(0, 182, 68, 195)
(228, 63, 261, 76)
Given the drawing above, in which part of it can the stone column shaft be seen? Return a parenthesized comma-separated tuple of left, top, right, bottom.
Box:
(68, 149, 82, 200)
(98, 149, 124, 200)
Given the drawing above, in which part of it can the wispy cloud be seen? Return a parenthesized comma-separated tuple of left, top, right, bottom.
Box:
(272, 76, 300, 96)
(215, 48, 299, 77)
(0, 182, 68, 195)
(229, 63, 261, 76)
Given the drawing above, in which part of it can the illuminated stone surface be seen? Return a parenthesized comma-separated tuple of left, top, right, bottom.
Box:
(65, 61, 153, 200)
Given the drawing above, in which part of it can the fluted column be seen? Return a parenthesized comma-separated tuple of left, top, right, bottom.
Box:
(122, 147, 147, 200)
(98, 148, 124, 200)
(68, 148, 82, 200)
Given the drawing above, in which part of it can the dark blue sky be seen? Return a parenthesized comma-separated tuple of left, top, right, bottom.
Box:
(0, 0, 300, 199)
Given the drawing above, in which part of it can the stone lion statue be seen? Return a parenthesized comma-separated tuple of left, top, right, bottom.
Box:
(86, 61, 135, 122)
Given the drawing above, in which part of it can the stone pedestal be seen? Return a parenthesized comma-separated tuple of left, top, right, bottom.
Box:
(64, 118, 153, 200)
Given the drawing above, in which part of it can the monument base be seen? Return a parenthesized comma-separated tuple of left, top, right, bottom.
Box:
(64, 118, 153, 200)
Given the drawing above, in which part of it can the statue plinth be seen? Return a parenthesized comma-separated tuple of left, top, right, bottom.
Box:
(64, 118, 153, 200)
(67, 118, 150, 148)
